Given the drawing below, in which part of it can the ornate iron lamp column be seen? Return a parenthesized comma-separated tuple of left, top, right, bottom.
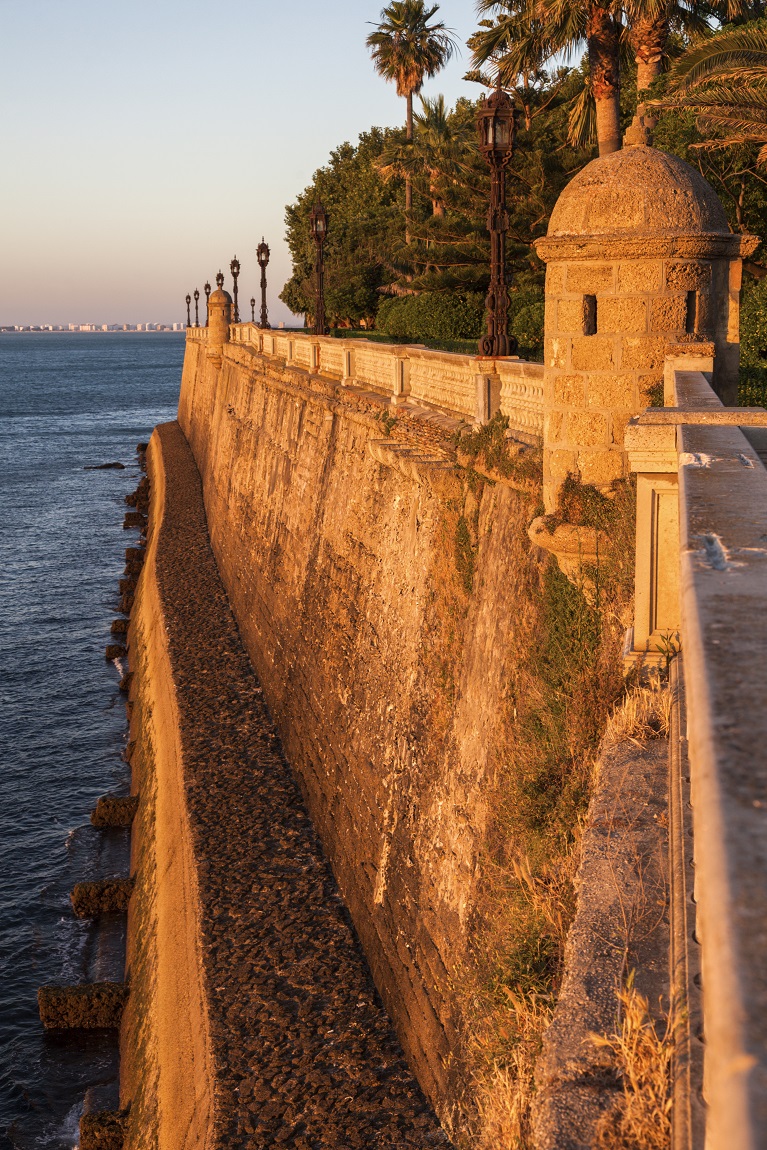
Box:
(185, 294, 191, 327)
(309, 204, 328, 336)
(230, 256, 241, 323)
(250, 297, 256, 323)
(193, 288, 200, 327)
(204, 281, 211, 326)
(477, 83, 518, 357)
(257, 238, 271, 329)
(216, 270, 224, 290)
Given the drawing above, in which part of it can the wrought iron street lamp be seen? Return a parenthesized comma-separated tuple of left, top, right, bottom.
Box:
(185, 294, 191, 327)
(216, 270, 225, 290)
(309, 203, 328, 336)
(193, 288, 200, 327)
(250, 297, 256, 323)
(230, 256, 241, 323)
(204, 281, 211, 326)
(477, 82, 518, 358)
(257, 238, 271, 329)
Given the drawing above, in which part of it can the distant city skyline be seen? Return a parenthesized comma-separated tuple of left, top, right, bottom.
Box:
(0, 0, 479, 329)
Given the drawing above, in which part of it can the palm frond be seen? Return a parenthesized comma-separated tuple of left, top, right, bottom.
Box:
(667, 25, 767, 92)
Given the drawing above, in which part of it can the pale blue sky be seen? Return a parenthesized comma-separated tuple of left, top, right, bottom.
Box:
(0, 0, 482, 326)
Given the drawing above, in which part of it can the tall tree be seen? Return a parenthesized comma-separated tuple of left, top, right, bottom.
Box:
(472, 0, 623, 155)
(366, 0, 458, 218)
(377, 94, 474, 216)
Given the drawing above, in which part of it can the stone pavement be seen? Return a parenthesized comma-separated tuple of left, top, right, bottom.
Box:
(147, 420, 451, 1149)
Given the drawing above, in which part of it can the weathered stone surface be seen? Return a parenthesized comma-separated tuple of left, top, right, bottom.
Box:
(546, 145, 730, 240)
(597, 295, 647, 333)
(38, 982, 129, 1030)
(571, 336, 614, 372)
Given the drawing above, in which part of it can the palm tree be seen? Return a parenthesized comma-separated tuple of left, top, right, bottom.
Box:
(377, 94, 474, 216)
(367, 0, 458, 215)
(652, 22, 767, 163)
(472, 0, 623, 155)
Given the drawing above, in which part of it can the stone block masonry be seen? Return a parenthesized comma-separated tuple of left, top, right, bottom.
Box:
(122, 420, 449, 1149)
(176, 336, 534, 1132)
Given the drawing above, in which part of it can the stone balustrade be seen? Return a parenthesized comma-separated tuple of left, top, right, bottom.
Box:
(625, 350, 767, 1150)
(222, 323, 544, 438)
(186, 326, 208, 342)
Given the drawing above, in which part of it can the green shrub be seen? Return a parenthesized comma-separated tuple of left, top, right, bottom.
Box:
(509, 294, 544, 361)
(740, 277, 767, 368)
(377, 292, 485, 342)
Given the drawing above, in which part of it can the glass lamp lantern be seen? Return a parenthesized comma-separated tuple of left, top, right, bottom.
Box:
(477, 83, 516, 166)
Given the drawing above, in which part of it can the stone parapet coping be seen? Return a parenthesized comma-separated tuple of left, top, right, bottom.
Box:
(625, 355, 767, 1146)
(675, 374, 767, 1150)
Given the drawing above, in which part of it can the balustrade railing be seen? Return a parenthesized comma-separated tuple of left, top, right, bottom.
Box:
(214, 324, 544, 438)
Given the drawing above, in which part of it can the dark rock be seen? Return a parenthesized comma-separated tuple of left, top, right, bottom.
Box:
(111, 618, 128, 635)
(125, 546, 144, 563)
(118, 576, 136, 595)
(84, 462, 125, 471)
(136, 442, 148, 453)
(37, 982, 128, 1030)
(91, 794, 138, 827)
(118, 672, 133, 694)
(80, 1110, 128, 1150)
(123, 511, 146, 530)
(105, 644, 126, 661)
(119, 592, 134, 614)
(71, 879, 134, 918)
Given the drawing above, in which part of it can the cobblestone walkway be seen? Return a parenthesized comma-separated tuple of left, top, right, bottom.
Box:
(149, 421, 450, 1149)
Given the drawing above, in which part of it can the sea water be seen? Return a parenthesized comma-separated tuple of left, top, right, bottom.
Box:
(0, 333, 182, 1148)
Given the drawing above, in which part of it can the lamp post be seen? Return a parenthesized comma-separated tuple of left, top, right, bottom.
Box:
(230, 256, 241, 323)
(204, 281, 211, 326)
(193, 288, 200, 327)
(250, 297, 256, 323)
(185, 294, 191, 327)
(309, 203, 328, 336)
(257, 238, 270, 329)
(477, 82, 518, 358)
(216, 270, 224, 290)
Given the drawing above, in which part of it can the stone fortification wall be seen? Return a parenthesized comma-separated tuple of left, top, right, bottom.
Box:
(177, 336, 536, 1125)
(122, 422, 447, 1148)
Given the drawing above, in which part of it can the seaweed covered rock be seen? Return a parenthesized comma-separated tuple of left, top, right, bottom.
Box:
(71, 879, 134, 919)
(91, 794, 138, 827)
(38, 982, 129, 1030)
(80, 1110, 128, 1150)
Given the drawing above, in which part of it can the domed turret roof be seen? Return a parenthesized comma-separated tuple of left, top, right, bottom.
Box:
(209, 287, 233, 305)
(547, 145, 729, 239)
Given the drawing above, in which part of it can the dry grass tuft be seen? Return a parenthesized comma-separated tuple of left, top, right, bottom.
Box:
(608, 671, 671, 744)
(592, 972, 674, 1150)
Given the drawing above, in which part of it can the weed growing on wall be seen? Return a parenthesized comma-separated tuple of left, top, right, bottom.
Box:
(455, 412, 543, 487)
(455, 474, 636, 1149)
(592, 972, 674, 1150)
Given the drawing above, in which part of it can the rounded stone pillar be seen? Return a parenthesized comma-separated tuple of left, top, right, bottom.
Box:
(536, 144, 745, 511)
(207, 286, 232, 362)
